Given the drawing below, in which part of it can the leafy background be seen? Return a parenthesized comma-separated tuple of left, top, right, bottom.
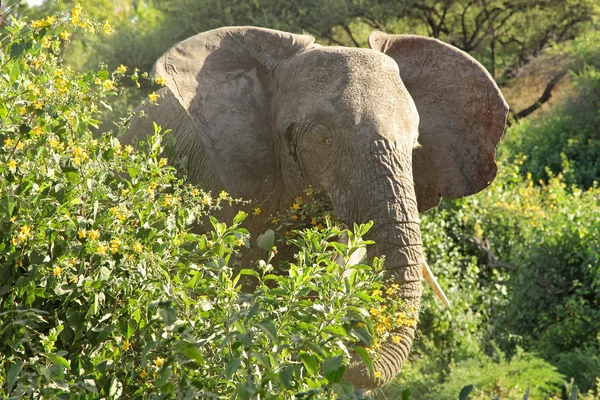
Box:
(1, 0, 600, 399)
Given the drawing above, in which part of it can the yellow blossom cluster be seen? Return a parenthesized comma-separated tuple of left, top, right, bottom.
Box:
(269, 185, 339, 241)
(110, 205, 129, 222)
(12, 225, 32, 245)
(148, 92, 160, 104)
(367, 287, 419, 354)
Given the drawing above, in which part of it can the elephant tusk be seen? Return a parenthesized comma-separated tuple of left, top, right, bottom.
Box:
(422, 259, 451, 308)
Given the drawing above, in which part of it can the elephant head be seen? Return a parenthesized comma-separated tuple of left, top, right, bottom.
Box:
(125, 27, 508, 389)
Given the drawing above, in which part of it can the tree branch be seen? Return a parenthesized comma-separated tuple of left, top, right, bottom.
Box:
(513, 71, 567, 121)
(341, 22, 360, 47)
(471, 236, 519, 271)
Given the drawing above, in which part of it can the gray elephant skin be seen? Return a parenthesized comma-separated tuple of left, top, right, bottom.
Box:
(123, 26, 508, 389)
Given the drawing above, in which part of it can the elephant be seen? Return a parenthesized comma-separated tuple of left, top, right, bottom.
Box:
(123, 26, 508, 389)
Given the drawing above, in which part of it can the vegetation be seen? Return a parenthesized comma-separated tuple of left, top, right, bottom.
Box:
(1, 0, 599, 399)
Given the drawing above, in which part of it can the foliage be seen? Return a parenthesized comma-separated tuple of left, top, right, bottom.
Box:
(427, 348, 564, 400)
(502, 64, 600, 189)
(375, 157, 600, 399)
(556, 351, 600, 395)
(0, 10, 403, 399)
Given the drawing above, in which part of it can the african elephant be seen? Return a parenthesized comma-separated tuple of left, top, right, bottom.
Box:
(123, 26, 508, 389)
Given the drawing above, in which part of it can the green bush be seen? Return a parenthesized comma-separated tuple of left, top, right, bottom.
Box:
(556, 351, 600, 395)
(501, 31, 600, 190)
(0, 9, 398, 399)
(430, 348, 565, 400)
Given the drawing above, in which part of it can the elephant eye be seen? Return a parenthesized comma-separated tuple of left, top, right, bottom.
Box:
(308, 123, 334, 148)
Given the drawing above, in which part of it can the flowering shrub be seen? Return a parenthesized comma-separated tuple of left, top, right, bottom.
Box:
(0, 7, 406, 399)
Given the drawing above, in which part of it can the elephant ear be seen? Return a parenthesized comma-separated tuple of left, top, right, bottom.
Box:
(368, 32, 509, 212)
(152, 27, 315, 199)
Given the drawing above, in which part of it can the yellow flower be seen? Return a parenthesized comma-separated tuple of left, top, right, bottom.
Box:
(163, 194, 175, 207)
(122, 340, 131, 351)
(372, 289, 382, 297)
(356, 322, 366, 328)
(392, 335, 402, 344)
(253, 207, 261, 215)
(103, 21, 113, 35)
(203, 195, 213, 206)
(117, 64, 127, 74)
(8, 159, 17, 172)
(291, 203, 300, 211)
(18, 225, 32, 241)
(139, 369, 148, 379)
(374, 371, 382, 378)
(60, 31, 71, 41)
(190, 188, 200, 197)
(154, 357, 165, 367)
(88, 230, 100, 241)
(94, 77, 102, 85)
(41, 36, 52, 48)
(32, 126, 43, 137)
(271, 217, 280, 224)
(158, 158, 168, 167)
(386, 283, 400, 295)
(4, 137, 14, 148)
(30, 19, 45, 29)
(19, 108, 27, 115)
(34, 101, 44, 110)
(125, 145, 134, 154)
(53, 266, 63, 276)
(148, 92, 159, 104)
(305, 186, 313, 195)
(237, 238, 245, 246)
(45, 15, 55, 25)
(97, 243, 108, 255)
(295, 196, 302, 203)
(290, 214, 298, 221)
(154, 76, 167, 86)
(133, 242, 143, 253)
(78, 230, 86, 239)
(219, 190, 228, 199)
(103, 80, 115, 90)
(110, 239, 120, 254)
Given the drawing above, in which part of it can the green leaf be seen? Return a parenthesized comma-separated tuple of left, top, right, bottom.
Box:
(255, 319, 278, 343)
(127, 166, 139, 178)
(323, 325, 347, 336)
(352, 326, 372, 347)
(159, 303, 177, 325)
(300, 353, 319, 377)
(238, 269, 260, 278)
(257, 229, 275, 251)
(43, 353, 70, 370)
(354, 346, 373, 376)
(175, 342, 205, 364)
(459, 384, 474, 400)
(279, 365, 294, 389)
(19, 124, 31, 134)
(568, 386, 578, 400)
(233, 211, 247, 225)
(226, 358, 242, 379)
(323, 355, 345, 383)
(100, 266, 111, 281)
(7, 362, 23, 394)
(402, 388, 412, 400)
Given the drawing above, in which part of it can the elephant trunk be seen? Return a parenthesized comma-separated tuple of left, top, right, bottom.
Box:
(338, 139, 423, 388)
